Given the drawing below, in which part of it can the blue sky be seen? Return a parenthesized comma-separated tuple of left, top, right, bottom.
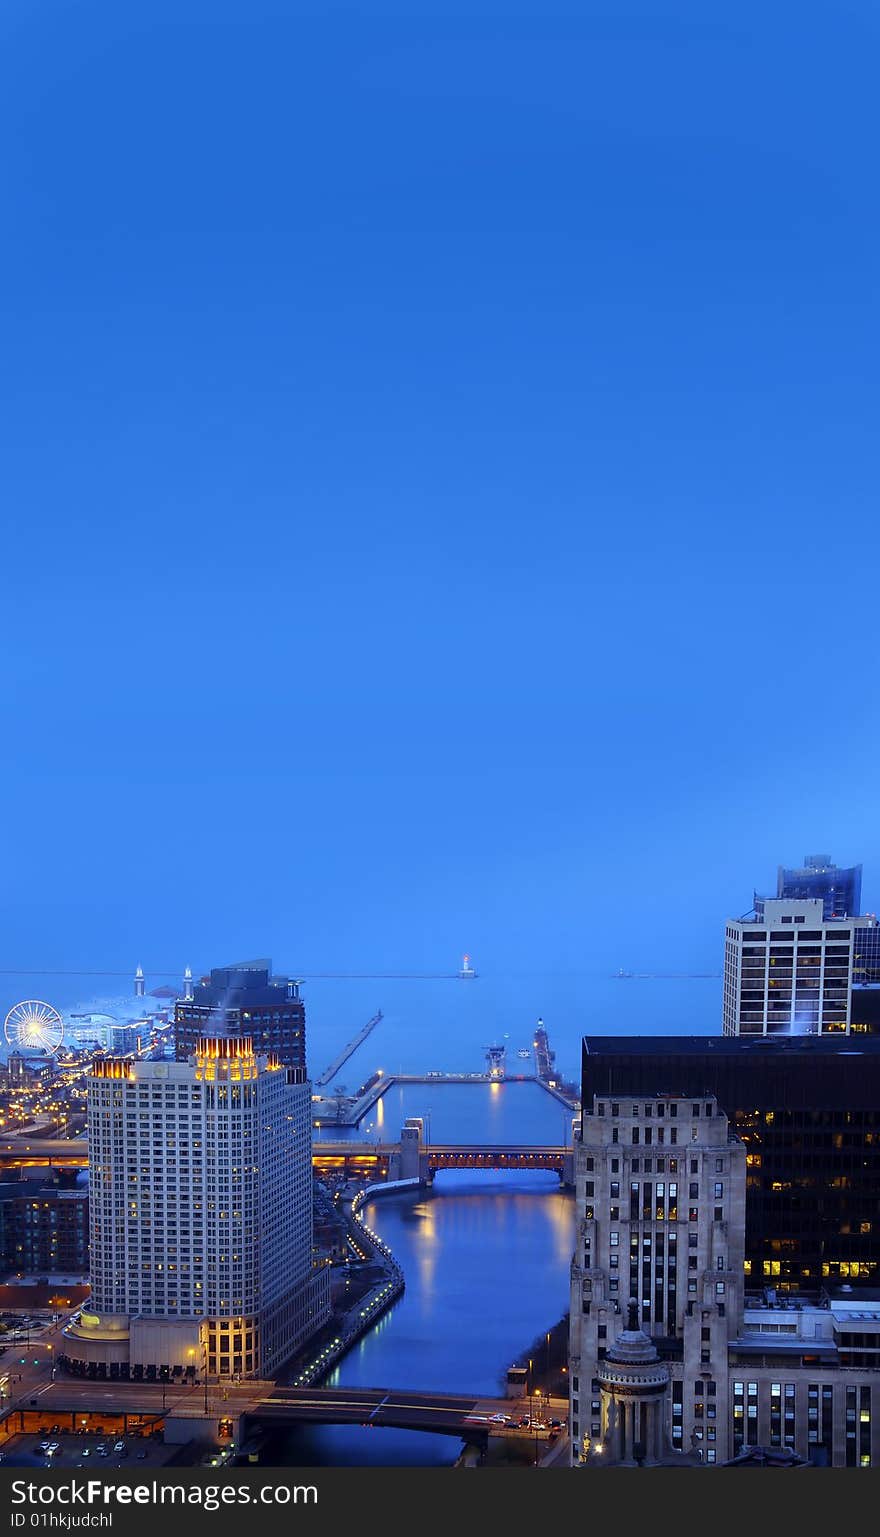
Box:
(1, 1, 878, 995)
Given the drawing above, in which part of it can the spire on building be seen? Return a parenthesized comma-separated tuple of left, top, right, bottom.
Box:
(183, 966, 194, 1001)
(134, 965, 145, 999)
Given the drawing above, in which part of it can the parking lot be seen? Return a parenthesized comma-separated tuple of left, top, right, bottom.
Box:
(0, 1433, 180, 1470)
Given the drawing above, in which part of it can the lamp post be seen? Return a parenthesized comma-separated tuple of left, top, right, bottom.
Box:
(533, 1390, 542, 1465)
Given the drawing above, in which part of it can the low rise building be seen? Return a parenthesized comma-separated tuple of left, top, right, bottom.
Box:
(0, 1171, 88, 1276)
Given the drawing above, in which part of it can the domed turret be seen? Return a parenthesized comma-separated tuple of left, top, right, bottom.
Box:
(592, 1302, 671, 1465)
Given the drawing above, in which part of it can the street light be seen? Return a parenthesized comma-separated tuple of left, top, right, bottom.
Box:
(532, 1390, 542, 1465)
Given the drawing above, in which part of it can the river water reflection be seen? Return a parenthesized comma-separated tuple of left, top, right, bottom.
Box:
(277, 1163, 576, 1466)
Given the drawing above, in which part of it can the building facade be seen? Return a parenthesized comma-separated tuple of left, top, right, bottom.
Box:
(722, 899, 880, 1037)
(569, 1092, 746, 1464)
(767, 854, 863, 921)
(174, 960, 306, 1070)
(581, 1034, 880, 1293)
(0, 1171, 88, 1275)
(67, 1014, 149, 1055)
(569, 1088, 880, 1468)
(63, 1035, 330, 1382)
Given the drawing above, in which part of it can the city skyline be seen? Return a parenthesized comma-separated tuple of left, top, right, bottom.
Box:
(2, 0, 879, 1490)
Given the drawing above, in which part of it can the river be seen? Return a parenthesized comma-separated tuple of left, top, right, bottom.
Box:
(277, 1080, 577, 1466)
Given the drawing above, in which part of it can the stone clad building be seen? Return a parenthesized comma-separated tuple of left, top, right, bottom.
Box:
(569, 1088, 880, 1467)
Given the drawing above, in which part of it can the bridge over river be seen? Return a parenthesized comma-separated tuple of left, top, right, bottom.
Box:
(1, 1133, 574, 1185)
(1, 1380, 561, 1450)
(313, 1136, 574, 1185)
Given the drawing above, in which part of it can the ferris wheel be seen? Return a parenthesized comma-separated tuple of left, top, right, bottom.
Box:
(4, 999, 65, 1055)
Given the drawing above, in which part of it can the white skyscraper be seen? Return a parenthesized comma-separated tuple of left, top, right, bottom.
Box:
(722, 898, 873, 1037)
(76, 1034, 330, 1381)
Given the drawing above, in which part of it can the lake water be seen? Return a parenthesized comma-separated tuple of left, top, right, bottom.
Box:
(314, 1078, 574, 1144)
(0, 969, 722, 1078)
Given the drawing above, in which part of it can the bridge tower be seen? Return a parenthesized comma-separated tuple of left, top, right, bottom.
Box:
(399, 1116, 425, 1181)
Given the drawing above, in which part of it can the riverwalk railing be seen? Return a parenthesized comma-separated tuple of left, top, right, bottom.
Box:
(291, 1181, 413, 1387)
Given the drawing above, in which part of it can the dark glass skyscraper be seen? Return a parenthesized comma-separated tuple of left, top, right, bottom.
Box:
(581, 1034, 880, 1293)
(174, 958, 306, 1069)
(771, 854, 862, 920)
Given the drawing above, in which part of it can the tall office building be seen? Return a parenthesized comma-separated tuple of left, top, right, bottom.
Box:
(568, 1083, 880, 1467)
(569, 1091, 745, 1464)
(762, 854, 863, 921)
(722, 899, 880, 1037)
(581, 1034, 880, 1292)
(174, 960, 306, 1070)
(64, 1035, 330, 1382)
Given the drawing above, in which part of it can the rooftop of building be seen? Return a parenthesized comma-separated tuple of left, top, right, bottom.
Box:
(734, 898, 873, 927)
(181, 959, 303, 1008)
(583, 1033, 880, 1057)
(0, 1178, 87, 1201)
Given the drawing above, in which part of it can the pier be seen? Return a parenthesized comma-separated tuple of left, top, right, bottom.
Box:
(314, 1010, 384, 1088)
